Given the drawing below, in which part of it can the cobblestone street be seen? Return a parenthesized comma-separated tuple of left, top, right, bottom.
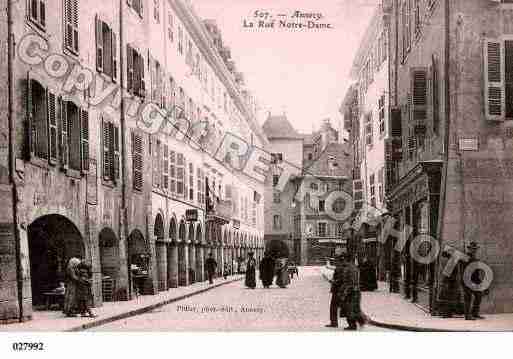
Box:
(91, 267, 390, 331)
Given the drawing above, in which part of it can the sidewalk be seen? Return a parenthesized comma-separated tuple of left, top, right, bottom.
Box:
(0, 275, 242, 332)
(320, 266, 513, 332)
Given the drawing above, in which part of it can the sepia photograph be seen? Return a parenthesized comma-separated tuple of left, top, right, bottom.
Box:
(0, 0, 512, 357)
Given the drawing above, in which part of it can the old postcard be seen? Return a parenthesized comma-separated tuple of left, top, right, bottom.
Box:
(0, 1, 512, 351)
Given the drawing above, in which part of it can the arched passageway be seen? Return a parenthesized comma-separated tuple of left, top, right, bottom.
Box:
(28, 214, 84, 308)
(99, 228, 120, 302)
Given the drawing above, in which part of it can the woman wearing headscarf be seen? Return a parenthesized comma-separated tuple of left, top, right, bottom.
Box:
(244, 252, 257, 289)
(275, 258, 290, 288)
(63, 257, 81, 317)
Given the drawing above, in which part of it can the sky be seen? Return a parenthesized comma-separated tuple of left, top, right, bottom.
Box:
(191, 0, 379, 136)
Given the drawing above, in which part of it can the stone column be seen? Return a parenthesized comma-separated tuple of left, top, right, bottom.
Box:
(196, 245, 204, 282)
(189, 244, 196, 284)
(219, 245, 225, 276)
(156, 240, 168, 291)
(168, 243, 179, 288)
(178, 243, 189, 286)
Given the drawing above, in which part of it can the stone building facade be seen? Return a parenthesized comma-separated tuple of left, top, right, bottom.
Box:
(0, 0, 266, 324)
(263, 116, 352, 265)
(383, 0, 513, 314)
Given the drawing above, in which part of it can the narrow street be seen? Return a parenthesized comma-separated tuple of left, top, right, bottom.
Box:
(91, 267, 391, 331)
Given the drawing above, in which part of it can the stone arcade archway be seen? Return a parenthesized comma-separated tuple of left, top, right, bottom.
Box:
(178, 220, 188, 286)
(188, 223, 196, 283)
(154, 213, 167, 291)
(128, 229, 151, 295)
(195, 224, 204, 282)
(99, 228, 120, 302)
(167, 217, 178, 288)
(27, 214, 84, 308)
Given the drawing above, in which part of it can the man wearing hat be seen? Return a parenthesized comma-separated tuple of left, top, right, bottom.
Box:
(461, 242, 485, 320)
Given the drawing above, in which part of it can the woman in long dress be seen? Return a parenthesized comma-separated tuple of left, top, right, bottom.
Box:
(259, 252, 275, 288)
(245, 252, 257, 289)
(63, 257, 81, 317)
(275, 258, 290, 288)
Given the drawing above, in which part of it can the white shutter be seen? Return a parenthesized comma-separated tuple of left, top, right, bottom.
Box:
(484, 39, 505, 121)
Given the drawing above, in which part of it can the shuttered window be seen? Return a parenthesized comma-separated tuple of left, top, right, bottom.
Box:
(47, 92, 58, 164)
(365, 112, 373, 146)
(29, 0, 46, 30)
(64, 0, 79, 54)
(170, 150, 176, 194)
(378, 94, 385, 136)
(162, 144, 169, 190)
(189, 163, 194, 201)
(96, 16, 117, 81)
(128, 0, 143, 17)
(80, 108, 89, 172)
(132, 132, 143, 191)
(176, 153, 184, 195)
(127, 45, 145, 97)
(197, 168, 204, 205)
(66, 102, 81, 171)
(151, 136, 161, 189)
(102, 120, 119, 182)
(28, 80, 48, 160)
(484, 40, 505, 120)
(183, 157, 188, 199)
(431, 55, 440, 134)
(411, 68, 428, 122)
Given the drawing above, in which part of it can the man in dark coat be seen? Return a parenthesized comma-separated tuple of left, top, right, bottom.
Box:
(325, 255, 346, 328)
(205, 253, 217, 284)
(338, 255, 367, 330)
(360, 257, 378, 292)
(259, 252, 275, 288)
(245, 252, 257, 289)
(461, 242, 487, 320)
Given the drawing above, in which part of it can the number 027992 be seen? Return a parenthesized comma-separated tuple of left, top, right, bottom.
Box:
(11, 342, 45, 351)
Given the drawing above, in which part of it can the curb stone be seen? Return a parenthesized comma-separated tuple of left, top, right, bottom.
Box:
(65, 276, 243, 332)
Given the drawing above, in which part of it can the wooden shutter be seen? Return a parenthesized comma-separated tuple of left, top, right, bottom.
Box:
(113, 124, 120, 180)
(140, 53, 146, 97)
(411, 67, 428, 122)
(353, 180, 363, 211)
(80, 108, 89, 173)
(151, 136, 159, 188)
(162, 144, 169, 190)
(60, 98, 69, 169)
(183, 157, 188, 199)
(95, 15, 103, 72)
(103, 23, 112, 77)
(39, 0, 46, 27)
(127, 44, 134, 92)
(102, 119, 111, 180)
(170, 150, 176, 193)
(65, 0, 79, 53)
(27, 75, 34, 159)
(484, 39, 505, 121)
(132, 132, 143, 191)
(112, 31, 117, 82)
(47, 91, 58, 164)
(34, 86, 48, 160)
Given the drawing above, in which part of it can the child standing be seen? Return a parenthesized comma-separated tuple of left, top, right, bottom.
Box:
(76, 262, 96, 318)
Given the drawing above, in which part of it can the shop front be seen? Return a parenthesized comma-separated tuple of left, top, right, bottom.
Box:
(387, 161, 442, 313)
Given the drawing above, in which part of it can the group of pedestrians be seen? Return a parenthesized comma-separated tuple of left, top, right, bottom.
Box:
(242, 251, 292, 289)
(63, 257, 96, 318)
(327, 251, 367, 330)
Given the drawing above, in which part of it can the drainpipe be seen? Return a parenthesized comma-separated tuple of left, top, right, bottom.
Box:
(119, 0, 131, 299)
(7, 0, 23, 322)
(433, 0, 451, 314)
